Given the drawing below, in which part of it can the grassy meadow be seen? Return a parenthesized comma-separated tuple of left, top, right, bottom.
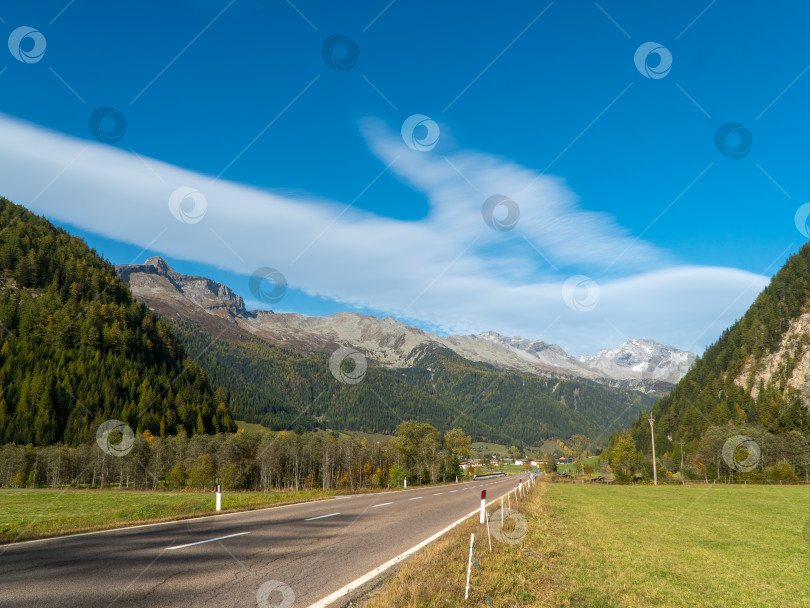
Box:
(0, 488, 347, 544)
(362, 481, 810, 607)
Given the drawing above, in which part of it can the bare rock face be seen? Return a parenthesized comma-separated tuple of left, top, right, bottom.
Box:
(735, 311, 810, 402)
(116, 257, 246, 323)
(116, 258, 695, 391)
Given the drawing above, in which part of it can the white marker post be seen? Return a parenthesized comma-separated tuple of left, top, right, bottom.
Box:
(404, 477, 407, 489)
(465, 533, 475, 600)
(479, 490, 486, 524)
(215, 483, 222, 512)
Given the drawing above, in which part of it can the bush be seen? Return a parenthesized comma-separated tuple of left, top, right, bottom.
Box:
(165, 463, 187, 490)
(390, 463, 405, 487)
(614, 469, 634, 484)
(765, 461, 798, 483)
(188, 454, 215, 489)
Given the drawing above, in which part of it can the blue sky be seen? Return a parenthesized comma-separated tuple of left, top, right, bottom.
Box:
(0, 0, 807, 355)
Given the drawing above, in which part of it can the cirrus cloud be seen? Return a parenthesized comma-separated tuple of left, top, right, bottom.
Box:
(0, 114, 769, 354)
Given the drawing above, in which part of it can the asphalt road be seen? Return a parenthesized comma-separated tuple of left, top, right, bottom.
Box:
(0, 474, 529, 608)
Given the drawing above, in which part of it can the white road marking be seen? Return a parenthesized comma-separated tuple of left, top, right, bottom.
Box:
(305, 513, 340, 521)
(167, 532, 249, 550)
(450, 490, 457, 493)
(409, 497, 423, 501)
(372, 502, 393, 508)
(307, 488, 515, 608)
(433, 492, 443, 495)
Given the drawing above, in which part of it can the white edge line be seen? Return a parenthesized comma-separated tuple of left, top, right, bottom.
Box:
(306, 486, 518, 608)
(305, 513, 340, 521)
(166, 531, 249, 550)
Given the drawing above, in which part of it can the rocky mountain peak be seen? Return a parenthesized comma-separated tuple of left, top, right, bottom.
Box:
(115, 258, 246, 321)
(578, 338, 696, 384)
(116, 260, 695, 391)
(144, 256, 172, 273)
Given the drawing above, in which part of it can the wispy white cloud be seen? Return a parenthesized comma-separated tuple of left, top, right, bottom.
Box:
(0, 114, 769, 354)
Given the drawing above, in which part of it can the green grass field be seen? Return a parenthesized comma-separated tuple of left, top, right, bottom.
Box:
(0, 488, 345, 544)
(363, 482, 810, 607)
(546, 483, 810, 607)
(555, 455, 600, 474)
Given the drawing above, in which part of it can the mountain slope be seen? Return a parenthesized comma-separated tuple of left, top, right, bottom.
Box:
(628, 242, 810, 453)
(117, 258, 655, 444)
(0, 197, 236, 445)
(117, 257, 694, 390)
(172, 316, 653, 445)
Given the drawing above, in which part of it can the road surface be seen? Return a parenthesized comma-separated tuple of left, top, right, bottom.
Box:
(0, 474, 529, 607)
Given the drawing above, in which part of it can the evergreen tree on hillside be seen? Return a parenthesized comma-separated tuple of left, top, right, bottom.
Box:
(623, 242, 810, 471)
(0, 197, 236, 445)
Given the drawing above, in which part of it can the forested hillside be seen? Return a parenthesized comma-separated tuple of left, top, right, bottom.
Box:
(624, 242, 810, 479)
(0, 197, 236, 445)
(173, 318, 653, 447)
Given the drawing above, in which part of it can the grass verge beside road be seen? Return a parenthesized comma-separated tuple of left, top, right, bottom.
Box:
(0, 488, 349, 544)
(361, 482, 810, 607)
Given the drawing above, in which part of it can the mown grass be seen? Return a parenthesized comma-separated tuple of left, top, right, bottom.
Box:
(361, 482, 810, 607)
(0, 488, 349, 544)
(362, 481, 555, 607)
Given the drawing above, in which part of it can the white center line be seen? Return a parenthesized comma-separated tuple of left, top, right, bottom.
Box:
(409, 497, 423, 501)
(450, 490, 458, 493)
(167, 532, 249, 550)
(434, 492, 443, 495)
(372, 502, 393, 508)
(305, 513, 340, 521)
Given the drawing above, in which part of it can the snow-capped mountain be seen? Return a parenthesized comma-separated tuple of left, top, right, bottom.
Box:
(116, 258, 696, 392)
(578, 339, 696, 385)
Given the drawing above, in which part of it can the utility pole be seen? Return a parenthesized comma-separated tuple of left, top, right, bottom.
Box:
(678, 440, 685, 471)
(648, 415, 657, 486)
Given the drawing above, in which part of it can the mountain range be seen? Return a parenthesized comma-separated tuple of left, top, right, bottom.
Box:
(111, 256, 679, 444)
(116, 257, 695, 393)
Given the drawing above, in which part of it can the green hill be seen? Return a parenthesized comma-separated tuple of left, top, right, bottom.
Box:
(0, 197, 236, 445)
(172, 317, 653, 447)
(626, 242, 810, 468)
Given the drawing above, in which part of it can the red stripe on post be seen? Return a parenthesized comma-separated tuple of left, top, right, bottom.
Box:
(481, 490, 486, 500)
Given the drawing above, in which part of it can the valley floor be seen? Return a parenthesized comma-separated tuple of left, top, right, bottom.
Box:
(0, 487, 362, 544)
(360, 482, 810, 607)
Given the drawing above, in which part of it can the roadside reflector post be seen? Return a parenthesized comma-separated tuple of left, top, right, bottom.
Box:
(465, 533, 475, 599)
(404, 477, 407, 489)
(215, 483, 222, 512)
(480, 490, 486, 524)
